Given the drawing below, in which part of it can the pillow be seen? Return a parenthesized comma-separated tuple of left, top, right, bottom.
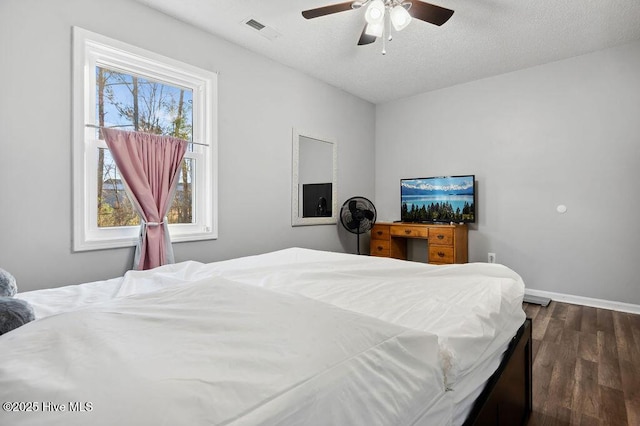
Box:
(0, 268, 17, 297)
(0, 298, 35, 335)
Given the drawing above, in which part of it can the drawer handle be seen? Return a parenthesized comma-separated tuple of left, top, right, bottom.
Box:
(376, 231, 383, 236)
(437, 234, 445, 240)
(437, 251, 445, 257)
(404, 229, 412, 235)
(377, 246, 384, 251)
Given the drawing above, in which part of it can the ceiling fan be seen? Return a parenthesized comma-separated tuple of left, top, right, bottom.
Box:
(302, 0, 454, 54)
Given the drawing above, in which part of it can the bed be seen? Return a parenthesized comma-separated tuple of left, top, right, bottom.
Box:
(2, 248, 531, 425)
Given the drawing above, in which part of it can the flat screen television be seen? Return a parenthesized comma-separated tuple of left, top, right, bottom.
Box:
(401, 175, 476, 223)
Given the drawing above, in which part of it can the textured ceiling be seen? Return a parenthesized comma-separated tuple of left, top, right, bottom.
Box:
(134, 0, 640, 104)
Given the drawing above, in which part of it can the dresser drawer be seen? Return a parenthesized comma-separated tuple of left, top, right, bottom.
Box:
(428, 228, 454, 246)
(370, 240, 390, 257)
(371, 225, 390, 241)
(429, 246, 454, 264)
(390, 225, 428, 239)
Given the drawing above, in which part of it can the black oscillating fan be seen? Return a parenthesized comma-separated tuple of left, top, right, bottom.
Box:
(340, 197, 377, 255)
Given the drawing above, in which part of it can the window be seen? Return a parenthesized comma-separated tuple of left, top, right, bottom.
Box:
(72, 27, 218, 251)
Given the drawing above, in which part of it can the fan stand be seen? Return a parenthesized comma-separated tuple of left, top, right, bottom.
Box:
(351, 217, 363, 255)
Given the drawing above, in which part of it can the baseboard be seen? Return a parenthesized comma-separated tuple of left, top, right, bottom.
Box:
(525, 289, 640, 315)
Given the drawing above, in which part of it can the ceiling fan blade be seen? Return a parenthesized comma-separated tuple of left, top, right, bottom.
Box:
(302, 2, 354, 19)
(409, 1, 454, 26)
(357, 24, 377, 45)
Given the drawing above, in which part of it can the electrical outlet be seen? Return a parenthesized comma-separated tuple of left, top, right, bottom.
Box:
(488, 253, 496, 264)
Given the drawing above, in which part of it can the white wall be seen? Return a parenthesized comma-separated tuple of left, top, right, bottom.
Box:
(2, 0, 637, 304)
(0, 0, 375, 291)
(375, 40, 640, 305)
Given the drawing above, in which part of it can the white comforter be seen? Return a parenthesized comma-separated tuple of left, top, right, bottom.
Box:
(1, 277, 449, 426)
(114, 249, 526, 388)
(12, 247, 526, 425)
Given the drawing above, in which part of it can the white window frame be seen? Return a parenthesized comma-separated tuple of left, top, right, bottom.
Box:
(72, 27, 218, 251)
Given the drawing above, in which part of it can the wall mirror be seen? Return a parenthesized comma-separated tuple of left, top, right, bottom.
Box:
(291, 129, 338, 226)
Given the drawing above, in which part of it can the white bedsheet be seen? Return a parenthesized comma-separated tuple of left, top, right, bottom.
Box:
(15, 247, 526, 425)
(110, 248, 525, 388)
(17, 276, 122, 318)
(2, 277, 449, 426)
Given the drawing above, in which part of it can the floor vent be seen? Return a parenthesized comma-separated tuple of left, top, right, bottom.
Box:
(523, 295, 551, 307)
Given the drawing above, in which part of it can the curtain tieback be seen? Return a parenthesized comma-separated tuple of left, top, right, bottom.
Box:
(144, 221, 164, 227)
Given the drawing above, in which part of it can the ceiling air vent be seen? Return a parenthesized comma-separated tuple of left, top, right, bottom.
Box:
(245, 19, 265, 31)
(241, 17, 281, 41)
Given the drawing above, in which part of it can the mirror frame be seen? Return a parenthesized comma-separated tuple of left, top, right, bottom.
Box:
(291, 128, 338, 226)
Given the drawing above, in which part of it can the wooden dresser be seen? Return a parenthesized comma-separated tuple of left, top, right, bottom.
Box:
(370, 222, 468, 264)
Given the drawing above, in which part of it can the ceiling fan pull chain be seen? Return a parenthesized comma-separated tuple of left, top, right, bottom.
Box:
(388, 0, 394, 41)
(382, 5, 389, 55)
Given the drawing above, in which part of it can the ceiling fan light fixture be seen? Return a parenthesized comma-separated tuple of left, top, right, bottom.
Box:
(364, 22, 384, 37)
(365, 0, 385, 24)
(301, 0, 454, 52)
(390, 4, 412, 31)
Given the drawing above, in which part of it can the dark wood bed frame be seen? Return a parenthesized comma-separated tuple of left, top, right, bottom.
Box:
(463, 318, 533, 426)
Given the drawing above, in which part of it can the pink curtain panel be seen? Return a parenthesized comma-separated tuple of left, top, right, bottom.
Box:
(102, 128, 187, 270)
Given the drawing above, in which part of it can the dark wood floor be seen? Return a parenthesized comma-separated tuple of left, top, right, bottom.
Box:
(523, 301, 640, 426)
